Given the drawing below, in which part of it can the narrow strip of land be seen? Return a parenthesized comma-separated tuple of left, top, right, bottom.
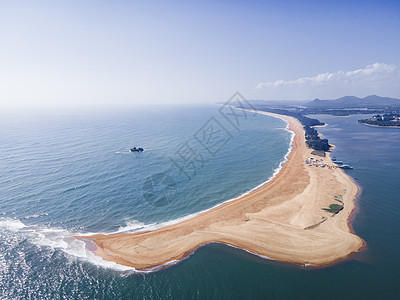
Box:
(76, 113, 364, 270)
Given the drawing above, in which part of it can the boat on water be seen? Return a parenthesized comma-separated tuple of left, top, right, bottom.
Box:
(339, 165, 353, 169)
(130, 147, 144, 152)
(334, 161, 343, 165)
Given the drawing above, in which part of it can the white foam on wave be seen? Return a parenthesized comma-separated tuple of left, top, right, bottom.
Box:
(304, 263, 313, 267)
(23, 213, 49, 219)
(0, 217, 138, 273)
(92, 110, 296, 270)
(115, 220, 146, 233)
(31, 222, 180, 273)
(111, 213, 206, 235)
(0, 218, 26, 230)
(0, 110, 295, 273)
(0, 217, 175, 273)
(1, 216, 272, 273)
(74, 110, 295, 271)
(114, 150, 131, 155)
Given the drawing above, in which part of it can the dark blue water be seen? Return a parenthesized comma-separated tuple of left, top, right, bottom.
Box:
(1, 109, 399, 299)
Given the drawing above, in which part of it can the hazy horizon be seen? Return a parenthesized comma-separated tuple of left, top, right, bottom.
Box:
(1, 0, 400, 110)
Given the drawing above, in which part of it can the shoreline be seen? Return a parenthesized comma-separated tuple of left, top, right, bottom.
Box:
(101, 113, 295, 237)
(76, 113, 364, 270)
(312, 123, 328, 128)
(107, 124, 294, 238)
(358, 122, 400, 129)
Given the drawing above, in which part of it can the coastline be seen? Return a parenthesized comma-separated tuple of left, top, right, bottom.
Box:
(312, 123, 328, 128)
(358, 122, 400, 129)
(76, 113, 364, 270)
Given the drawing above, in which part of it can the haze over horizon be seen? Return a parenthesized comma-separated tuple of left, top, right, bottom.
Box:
(1, 0, 400, 110)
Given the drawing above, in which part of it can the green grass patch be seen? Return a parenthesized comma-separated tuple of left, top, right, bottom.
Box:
(322, 204, 344, 214)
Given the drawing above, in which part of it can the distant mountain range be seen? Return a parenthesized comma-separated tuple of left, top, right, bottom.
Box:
(305, 95, 400, 108)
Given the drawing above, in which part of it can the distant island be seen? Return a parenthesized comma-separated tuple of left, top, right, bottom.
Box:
(358, 114, 400, 128)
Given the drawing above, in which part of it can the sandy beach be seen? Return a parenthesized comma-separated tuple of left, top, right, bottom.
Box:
(77, 113, 364, 270)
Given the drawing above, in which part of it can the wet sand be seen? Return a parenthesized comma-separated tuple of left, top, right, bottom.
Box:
(76, 113, 364, 270)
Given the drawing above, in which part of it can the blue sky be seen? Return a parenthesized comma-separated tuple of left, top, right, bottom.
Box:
(1, 0, 399, 109)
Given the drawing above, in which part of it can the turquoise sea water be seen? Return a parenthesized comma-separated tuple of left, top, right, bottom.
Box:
(0, 108, 399, 299)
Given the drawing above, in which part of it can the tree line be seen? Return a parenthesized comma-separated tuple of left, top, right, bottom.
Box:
(255, 108, 331, 152)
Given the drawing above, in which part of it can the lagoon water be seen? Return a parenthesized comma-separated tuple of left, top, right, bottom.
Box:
(1, 107, 399, 299)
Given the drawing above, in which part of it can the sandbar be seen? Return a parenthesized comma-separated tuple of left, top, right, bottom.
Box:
(76, 113, 364, 270)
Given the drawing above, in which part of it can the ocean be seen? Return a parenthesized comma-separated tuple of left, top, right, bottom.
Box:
(0, 107, 399, 299)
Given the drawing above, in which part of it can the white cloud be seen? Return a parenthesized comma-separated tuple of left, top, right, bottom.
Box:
(255, 63, 400, 99)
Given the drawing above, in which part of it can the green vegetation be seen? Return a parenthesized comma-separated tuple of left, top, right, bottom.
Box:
(322, 204, 344, 214)
(255, 108, 331, 152)
(246, 96, 400, 153)
(358, 114, 400, 127)
(302, 109, 381, 116)
(304, 126, 330, 151)
(241, 96, 400, 157)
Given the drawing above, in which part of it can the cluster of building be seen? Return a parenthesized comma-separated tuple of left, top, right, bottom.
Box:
(371, 114, 400, 122)
(390, 116, 400, 122)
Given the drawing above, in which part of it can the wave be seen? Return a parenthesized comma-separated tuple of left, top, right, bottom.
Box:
(91, 111, 295, 269)
(0, 218, 26, 230)
(115, 151, 131, 154)
(115, 220, 146, 233)
(23, 213, 49, 219)
(0, 217, 137, 273)
(0, 111, 295, 273)
(0, 217, 189, 274)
